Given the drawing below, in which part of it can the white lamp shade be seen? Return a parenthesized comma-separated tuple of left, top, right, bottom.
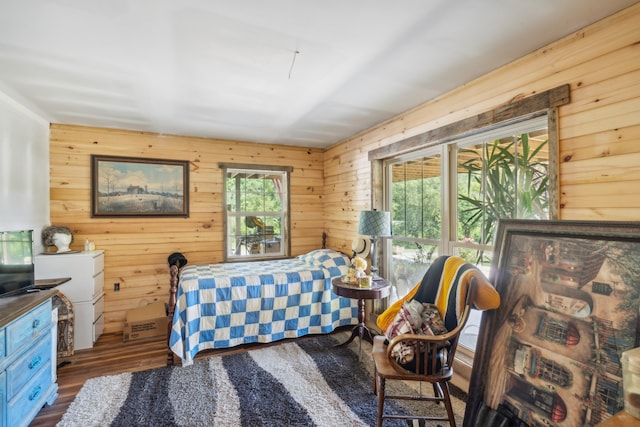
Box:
(358, 210, 391, 237)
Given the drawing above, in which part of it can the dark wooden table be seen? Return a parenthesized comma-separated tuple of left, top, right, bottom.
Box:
(332, 276, 391, 355)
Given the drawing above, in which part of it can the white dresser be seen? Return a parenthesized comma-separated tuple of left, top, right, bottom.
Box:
(34, 250, 105, 350)
(0, 290, 58, 427)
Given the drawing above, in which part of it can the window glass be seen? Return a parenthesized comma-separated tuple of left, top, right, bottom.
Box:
(224, 167, 288, 261)
(388, 153, 441, 299)
(384, 117, 550, 353)
(457, 129, 550, 255)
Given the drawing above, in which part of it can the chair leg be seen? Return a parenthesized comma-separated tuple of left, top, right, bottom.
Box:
(376, 375, 385, 427)
(373, 367, 377, 395)
(439, 381, 456, 427)
(432, 383, 440, 400)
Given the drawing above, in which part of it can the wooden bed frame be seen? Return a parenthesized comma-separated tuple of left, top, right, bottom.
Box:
(166, 232, 329, 366)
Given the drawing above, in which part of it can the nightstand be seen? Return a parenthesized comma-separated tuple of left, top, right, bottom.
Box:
(331, 277, 391, 356)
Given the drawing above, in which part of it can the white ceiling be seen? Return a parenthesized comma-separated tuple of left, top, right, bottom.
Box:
(0, 1, 636, 148)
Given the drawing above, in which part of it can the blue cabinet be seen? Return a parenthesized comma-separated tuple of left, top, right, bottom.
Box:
(0, 291, 58, 427)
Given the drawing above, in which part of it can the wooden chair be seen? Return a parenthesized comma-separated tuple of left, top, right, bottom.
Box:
(372, 278, 476, 427)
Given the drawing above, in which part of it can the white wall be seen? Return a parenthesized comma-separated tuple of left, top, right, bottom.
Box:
(0, 89, 50, 253)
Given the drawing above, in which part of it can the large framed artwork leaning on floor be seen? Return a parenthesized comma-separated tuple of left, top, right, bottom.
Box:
(465, 220, 640, 427)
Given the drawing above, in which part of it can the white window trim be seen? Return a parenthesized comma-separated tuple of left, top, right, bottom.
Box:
(220, 163, 292, 262)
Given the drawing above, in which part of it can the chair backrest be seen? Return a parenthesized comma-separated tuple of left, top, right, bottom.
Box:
(380, 255, 500, 375)
(386, 277, 477, 377)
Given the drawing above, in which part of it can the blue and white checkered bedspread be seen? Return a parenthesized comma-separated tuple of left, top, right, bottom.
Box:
(169, 249, 358, 364)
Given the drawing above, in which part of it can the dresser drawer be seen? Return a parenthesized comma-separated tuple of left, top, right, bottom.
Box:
(91, 270, 104, 302)
(7, 361, 52, 427)
(35, 250, 104, 281)
(71, 293, 104, 350)
(93, 293, 105, 323)
(94, 313, 104, 344)
(6, 333, 52, 399)
(6, 301, 51, 355)
(35, 250, 104, 302)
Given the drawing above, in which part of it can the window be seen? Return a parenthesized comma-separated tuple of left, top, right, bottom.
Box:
(454, 122, 550, 265)
(384, 116, 551, 351)
(538, 358, 572, 387)
(221, 164, 291, 261)
(387, 151, 443, 300)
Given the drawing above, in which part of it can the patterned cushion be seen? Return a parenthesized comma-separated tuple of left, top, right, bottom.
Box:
(385, 300, 447, 365)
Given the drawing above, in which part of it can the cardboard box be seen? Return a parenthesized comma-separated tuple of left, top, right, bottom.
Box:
(123, 301, 167, 342)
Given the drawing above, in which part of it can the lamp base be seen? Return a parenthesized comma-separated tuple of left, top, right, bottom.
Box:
(369, 267, 383, 281)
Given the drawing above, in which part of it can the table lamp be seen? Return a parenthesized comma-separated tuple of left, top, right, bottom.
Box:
(357, 210, 391, 279)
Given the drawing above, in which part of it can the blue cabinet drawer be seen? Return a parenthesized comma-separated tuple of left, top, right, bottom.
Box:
(0, 328, 5, 361)
(6, 333, 51, 399)
(7, 361, 52, 427)
(0, 371, 5, 427)
(5, 301, 51, 355)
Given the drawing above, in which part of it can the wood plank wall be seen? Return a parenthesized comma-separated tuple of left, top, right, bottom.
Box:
(48, 3, 640, 334)
(323, 3, 640, 251)
(48, 125, 325, 333)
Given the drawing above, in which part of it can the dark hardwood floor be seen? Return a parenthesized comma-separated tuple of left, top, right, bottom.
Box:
(30, 333, 169, 427)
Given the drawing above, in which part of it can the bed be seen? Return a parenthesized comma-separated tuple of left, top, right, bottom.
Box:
(167, 249, 359, 365)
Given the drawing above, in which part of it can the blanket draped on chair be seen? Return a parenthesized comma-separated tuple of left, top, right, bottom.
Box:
(377, 255, 500, 332)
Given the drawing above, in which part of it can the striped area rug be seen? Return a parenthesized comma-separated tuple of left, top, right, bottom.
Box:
(57, 331, 466, 426)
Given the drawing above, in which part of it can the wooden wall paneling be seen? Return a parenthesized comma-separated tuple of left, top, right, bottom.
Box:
(322, 3, 640, 258)
(561, 92, 640, 133)
(562, 181, 640, 205)
(560, 124, 640, 162)
(366, 5, 639, 152)
(368, 86, 568, 161)
(49, 124, 326, 334)
(47, 4, 640, 333)
(561, 152, 640, 185)
(562, 69, 640, 116)
(556, 207, 640, 222)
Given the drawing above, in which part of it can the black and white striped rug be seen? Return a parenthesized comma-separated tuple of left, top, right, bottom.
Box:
(57, 332, 465, 426)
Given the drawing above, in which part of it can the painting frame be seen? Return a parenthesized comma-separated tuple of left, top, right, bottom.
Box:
(91, 155, 189, 217)
(464, 219, 640, 427)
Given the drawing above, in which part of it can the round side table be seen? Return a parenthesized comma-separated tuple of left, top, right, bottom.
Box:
(332, 277, 391, 355)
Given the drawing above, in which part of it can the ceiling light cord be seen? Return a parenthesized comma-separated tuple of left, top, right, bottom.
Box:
(288, 50, 300, 80)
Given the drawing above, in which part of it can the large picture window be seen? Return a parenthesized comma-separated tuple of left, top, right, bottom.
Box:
(221, 164, 291, 261)
(384, 116, 551, 351)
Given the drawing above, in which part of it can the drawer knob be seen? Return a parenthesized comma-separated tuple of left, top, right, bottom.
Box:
(29, 355, 42, 370)
(32, 319, 41, 329)
(29, 385, 42, 401)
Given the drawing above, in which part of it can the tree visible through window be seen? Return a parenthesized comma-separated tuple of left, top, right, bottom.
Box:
(222, 165, 290, 261)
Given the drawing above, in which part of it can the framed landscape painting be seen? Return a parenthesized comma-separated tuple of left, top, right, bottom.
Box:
(91, 155, 189, 217)
(464, 220, 640, 427)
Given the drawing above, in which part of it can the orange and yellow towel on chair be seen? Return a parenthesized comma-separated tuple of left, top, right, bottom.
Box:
(377, 255, 500, 332)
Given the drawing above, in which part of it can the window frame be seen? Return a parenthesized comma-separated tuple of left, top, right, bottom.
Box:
(220, 163, 292, 262)
(368, 85, 571, 391)
(382, 114, 551, 274)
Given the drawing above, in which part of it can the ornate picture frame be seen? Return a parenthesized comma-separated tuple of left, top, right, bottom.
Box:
(464, 220, 640, 427)
(91, 155, 189, 217)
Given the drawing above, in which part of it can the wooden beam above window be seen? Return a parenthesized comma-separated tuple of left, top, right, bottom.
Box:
(368, 84, 570, 161)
